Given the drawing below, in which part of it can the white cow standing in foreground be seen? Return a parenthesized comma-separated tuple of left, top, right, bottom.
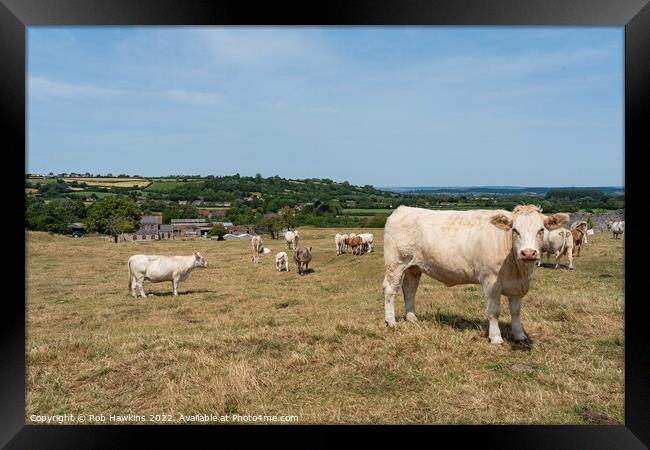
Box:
(128, 252, 207, 298)
(383, 205, 568, 344)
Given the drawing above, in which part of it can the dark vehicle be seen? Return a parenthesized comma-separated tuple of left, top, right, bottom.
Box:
(71, 230, 84, 238)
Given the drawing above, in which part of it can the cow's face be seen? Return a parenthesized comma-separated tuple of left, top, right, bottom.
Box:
(195, 252, 208, 268)
(491, 206, 569, 263)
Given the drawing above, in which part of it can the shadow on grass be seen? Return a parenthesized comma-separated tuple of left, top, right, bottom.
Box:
(416, 311, 533, 351)
(136, 289, 217, 298)
(296, 268, 315, 275)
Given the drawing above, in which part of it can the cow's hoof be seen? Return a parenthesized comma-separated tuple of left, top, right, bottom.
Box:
(405, 312, 418, 322)
(489, 336, 504, 344)
(386, 319, 397, 328)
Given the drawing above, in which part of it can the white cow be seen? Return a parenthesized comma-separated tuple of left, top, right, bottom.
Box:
(284, 230, 299, 250)
(128, 252, 207, 298)
(358, 233, 374, 253)
(251, 235, 263, 263)
(586, 229, 595, 236)
(539, 228, 574, 270)
(275, 251, 289, 272)
(335, 233, 345, 255)
(383, 205, 568, 344)
(607, 221, 625, 239)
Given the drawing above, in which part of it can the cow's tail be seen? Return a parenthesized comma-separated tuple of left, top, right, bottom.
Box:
(127, 258, 133, 291)
(559, 230, 569, 255)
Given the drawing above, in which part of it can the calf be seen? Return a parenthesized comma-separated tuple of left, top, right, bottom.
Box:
(275, 251, 289, 272)
(128, 252, 207, 298)
(294, 246, 313, 275)
(383, 205, 568, 344)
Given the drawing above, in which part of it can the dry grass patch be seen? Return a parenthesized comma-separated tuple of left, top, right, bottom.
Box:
(26, 229, 623, 424)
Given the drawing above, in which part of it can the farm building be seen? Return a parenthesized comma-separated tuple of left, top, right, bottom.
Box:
(67, 222, 85, 237)
(140, 215, 162, 231)
(170, 218, 210, 237)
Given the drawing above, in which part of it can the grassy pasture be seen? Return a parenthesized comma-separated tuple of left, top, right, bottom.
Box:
(26, 228, 624, 424)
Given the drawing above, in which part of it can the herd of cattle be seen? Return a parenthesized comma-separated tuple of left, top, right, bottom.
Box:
(125, 205, 624, 345)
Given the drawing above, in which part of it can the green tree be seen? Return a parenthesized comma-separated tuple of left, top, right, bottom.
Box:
(86, 197, 142, 239)
(25, 198, 87, 233)
(278, 206, 295, 229)
(162, 204, 201, 224)
(256, 212, 282, 238)
(208, 223, 228, 240)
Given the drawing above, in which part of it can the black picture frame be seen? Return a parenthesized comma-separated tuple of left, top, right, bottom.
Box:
(5, 0, 648, 447)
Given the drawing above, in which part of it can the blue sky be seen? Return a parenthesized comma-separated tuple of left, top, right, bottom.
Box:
(27, 27, 623, 187)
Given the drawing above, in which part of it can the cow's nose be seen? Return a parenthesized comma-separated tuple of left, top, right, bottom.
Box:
(520, 249, 537, 258)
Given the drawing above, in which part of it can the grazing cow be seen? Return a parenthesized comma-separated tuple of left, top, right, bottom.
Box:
(294, 246, 313, 275)
(383, 205, 568, 344)
(345, 235, 364, 255)
(335, 233, 345, 255)
(284, 230, 299, 250)
(251, 235, 263, 263)
(539, 228, 574, 270)
(275, 251, 289, 272)
(128, 252, 207, 298)
(571, 228, 585, 257)
(607, 221, 625, 239)
(358, 233, 374, 253)
(570, 221, 589, 244)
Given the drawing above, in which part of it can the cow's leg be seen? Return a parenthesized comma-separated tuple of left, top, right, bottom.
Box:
(402, 266, 421, 322)
(130, 276, 137, 298)
(554, 251, 561, 269)
(567, 249, 574, 270)
(482, 283, 503, 344)
(172, 276, 179, 296)
(383, 264, 406, 327)
(137, 277, 147, 298)
(508, 296, 527, 342)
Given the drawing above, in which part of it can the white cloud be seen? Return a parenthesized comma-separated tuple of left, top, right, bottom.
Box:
(164, 89, 223, 104)
(194, 28, 335, 69)
(28, 76, 124, 100)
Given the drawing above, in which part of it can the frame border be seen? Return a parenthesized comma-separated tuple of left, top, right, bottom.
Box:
(5, 0, 648, 447)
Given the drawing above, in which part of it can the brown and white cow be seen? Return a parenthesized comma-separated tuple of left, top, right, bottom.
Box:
(345, 235, 364, 255)
(383, 205, 568, 344)
(570, 221, 589, 244)
(293, 246, 313, 275)
(571, 228, 585, 257)
(251, 235, 263, 263)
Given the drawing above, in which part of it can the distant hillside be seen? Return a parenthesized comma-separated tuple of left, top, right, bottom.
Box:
(380, 186, 625, 196)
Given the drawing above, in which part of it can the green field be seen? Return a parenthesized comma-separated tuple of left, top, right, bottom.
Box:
(342, 209, 394, 216)
(26, 229, 623, 424)
(145, 181, 202, 192)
